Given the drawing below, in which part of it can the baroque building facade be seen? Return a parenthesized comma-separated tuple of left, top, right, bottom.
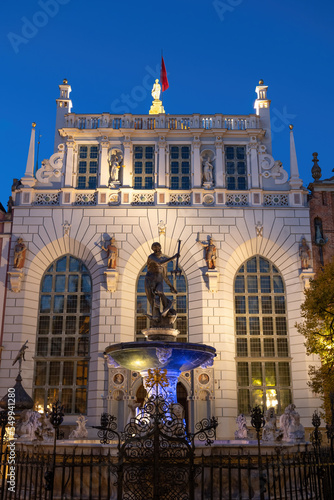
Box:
(0, 79, 320, 438)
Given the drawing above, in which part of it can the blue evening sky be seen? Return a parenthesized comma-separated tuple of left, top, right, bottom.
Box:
(0, 0, 333, 208)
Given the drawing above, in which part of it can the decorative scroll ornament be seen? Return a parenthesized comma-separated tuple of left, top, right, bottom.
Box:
(256, 221, 263, 237)
(258, 145, 288, 185)
(144, 368, 169, 392)
(8, 270, 24, 293)
(36, 147, 64, 184)
(158, 220, 166, 236)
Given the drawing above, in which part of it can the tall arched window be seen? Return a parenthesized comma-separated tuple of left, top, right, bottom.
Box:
(234, 256, 291, 415)
(33, 255, 91, 414)
(135, 261, 188, 342)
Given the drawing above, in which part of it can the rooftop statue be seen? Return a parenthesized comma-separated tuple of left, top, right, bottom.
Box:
(151, 79, 161, 101)
(144, 242, 180, 326)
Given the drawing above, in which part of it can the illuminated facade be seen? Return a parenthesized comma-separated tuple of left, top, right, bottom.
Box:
(0, 79, 320, 438)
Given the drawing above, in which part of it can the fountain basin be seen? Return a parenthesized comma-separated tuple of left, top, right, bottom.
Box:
(105, 341, 216, 372)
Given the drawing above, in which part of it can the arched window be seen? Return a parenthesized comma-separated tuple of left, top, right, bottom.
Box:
(33, 255, 91, 414)
(234, 256, 291, 415)
(135, 261, 188, 342)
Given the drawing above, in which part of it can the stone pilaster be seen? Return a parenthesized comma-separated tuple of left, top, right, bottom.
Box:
(158, 137, 167, 187)
(64, 140, 77, 187)
(192, 136, 201, 188)
(122, 137, 133, 187)
(99, 140, 110, 187)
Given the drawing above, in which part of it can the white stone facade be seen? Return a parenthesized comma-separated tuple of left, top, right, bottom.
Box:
(0, 80, 320, 439)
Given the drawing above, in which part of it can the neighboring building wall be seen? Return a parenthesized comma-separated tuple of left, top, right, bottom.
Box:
(309, 164, 334, 273)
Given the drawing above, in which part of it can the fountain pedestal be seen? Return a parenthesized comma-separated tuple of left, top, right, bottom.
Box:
(105, 327, 216, 405)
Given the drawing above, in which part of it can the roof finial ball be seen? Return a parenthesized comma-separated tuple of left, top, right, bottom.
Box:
(311, 152, 321, 182)
(32, 122, 36, 128)
(289, 124, 294, 130)
(259, 79, 264, 85)
(63, 78, 68, 84)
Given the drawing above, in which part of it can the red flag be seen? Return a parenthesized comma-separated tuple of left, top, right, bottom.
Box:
(160, 56, 169, 92)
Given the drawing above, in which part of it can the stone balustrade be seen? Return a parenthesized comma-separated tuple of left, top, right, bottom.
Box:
(64, 113, 260, 131)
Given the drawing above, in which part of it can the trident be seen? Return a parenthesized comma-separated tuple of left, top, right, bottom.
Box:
(171, 240, 182, 277)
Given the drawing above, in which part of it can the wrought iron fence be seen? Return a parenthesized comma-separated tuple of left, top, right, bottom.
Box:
(1, 395, 334, 499)
(0, 446, 333, 499)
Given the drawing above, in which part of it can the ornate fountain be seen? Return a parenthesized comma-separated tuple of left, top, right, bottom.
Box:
(104, 240, 216, 404)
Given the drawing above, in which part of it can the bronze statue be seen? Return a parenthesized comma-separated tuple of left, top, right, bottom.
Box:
(12, 340, 28, 374)
(13, 237, 27, 269)
(145, 242, 179, 325)
(102, 237, 118, 269)
(198, 237, 217, 269)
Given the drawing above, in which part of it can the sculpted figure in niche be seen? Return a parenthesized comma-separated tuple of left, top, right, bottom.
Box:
(145, 242, 179, 323)
(198, 237, 217, 269)
(13, 237, 27, 269)
(299, 238, 311, 269)
(108, 150, 123, 185)
(151, 79, 161, 101)
(202, 159, 214, 185)
(102, 237, 118, 269)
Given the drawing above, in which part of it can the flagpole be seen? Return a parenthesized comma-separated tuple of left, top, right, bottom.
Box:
(160, 49, 163, 107)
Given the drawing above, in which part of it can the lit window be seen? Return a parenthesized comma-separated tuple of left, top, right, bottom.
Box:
(235, 256, 291, 415)
(225, 146, 247, 190)
(33, 256, 91, 414)
(135, 261, 188, 342)
(77, 145, 99, 189)
(169, 146, 191, 190)
(133, 146, 155, 189)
